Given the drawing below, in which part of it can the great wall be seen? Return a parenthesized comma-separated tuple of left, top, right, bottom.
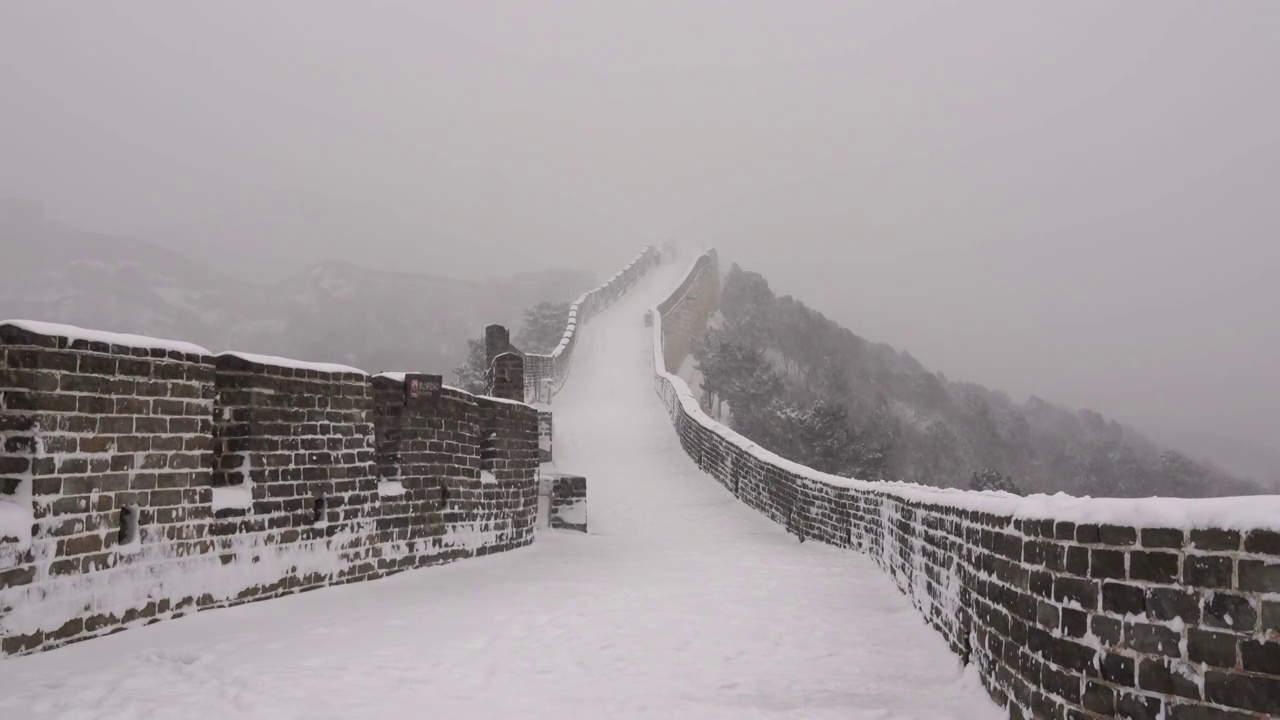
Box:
(3, 246, 1279, 719)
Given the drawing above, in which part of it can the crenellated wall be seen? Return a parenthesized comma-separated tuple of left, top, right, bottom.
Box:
(652, 251, 1280, 719)
(655, 249, 720, 374)
(0, 244, 667, 657)
(519, 246, 660, 403)
(0, 325, 540, 656)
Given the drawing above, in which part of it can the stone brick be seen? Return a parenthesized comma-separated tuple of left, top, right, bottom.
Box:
(1263, 601, 1280, 637)
(1101, 652, 1135, 686)
(1243, 529, 1280, 556)
(59, 534, 104, 556)
(1091, 614, 1122, 645)
(1126, 622, 1182, 658)
(1184, 555, 1234, 589)
(1167, 703, 1258, 720)
(1064, 545, 1089, 576)
(1082, 680, 1114, 715)
(1076, 524, 1101, 544)
(1099, 524, 1138, 546)
(1204, 671, 1280, 715)
(1237, 559, 1280, 593)
(1116, 691, 1163, 720)
(1103, 582, 1146, 615)
(1203, 593, 1257, 634)
(1090, 548, 1127, 579)
(1190, 529, 1241, 552)
(1137, 658, 1200, 700)
(1053, 576, 1097, 610)
(1146, 587, 1201, 625)
(1130, 551, 1179, 584)
(1239, 640, 1280, 675)
(1054, 607, 1084, 639)
(1047, 636, 1096, 675)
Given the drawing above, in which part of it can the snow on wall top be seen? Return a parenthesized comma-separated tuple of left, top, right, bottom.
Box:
(650, 253, 1280, 532)
(476, 394, 533, 408)
(217, 351, 367, 376)
(374, 373, 467, 395)
(538, 247, 658, 360)
(0, 319, 211, 357)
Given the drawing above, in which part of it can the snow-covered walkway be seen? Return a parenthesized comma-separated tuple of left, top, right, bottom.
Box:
(0, 261, 1001, 720)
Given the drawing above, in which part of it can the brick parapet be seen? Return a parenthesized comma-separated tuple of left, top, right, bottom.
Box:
(653, 251, 1280, 719)
(0, 322, 541, 656)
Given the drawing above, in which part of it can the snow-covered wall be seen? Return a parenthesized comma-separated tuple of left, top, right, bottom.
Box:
(652, 252, 1280, 720)
(545, 472, 587, 533)
(0, 322, 539, 656)
(655, 249, 720, 375)
(520, 247, 660, 403)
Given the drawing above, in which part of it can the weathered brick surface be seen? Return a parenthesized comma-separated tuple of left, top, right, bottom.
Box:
(653, 251, 1280, 720)
(372, 376, 536, 571)
(1, 323, 541, 656)
(546, 472, 587, 532)
(474, 395, 539, 548)
(211, 353, 376, 543)
(0, 324, 216, 655)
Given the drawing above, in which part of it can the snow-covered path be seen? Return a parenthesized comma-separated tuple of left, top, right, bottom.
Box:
(0, 261, 1001, 720)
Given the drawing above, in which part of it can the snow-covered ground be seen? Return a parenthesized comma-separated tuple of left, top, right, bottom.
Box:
(0, 263, 1001, 720)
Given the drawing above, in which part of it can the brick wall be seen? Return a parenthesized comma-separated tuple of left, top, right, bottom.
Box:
(474, 395, 539, 549)
(652, 251, 1280, 719)
(372, 375, 479, 569)
(655, 250, 721, 374)
(546, 472, 587, 532)
(0, 323, 539, 657)
(519, 247, 660, 403)
(0, 323, 216, 654)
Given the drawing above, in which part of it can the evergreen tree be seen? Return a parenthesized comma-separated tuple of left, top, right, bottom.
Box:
(686, 262, 1261, 498)
(452, 337, 487, 394)
(516, 301, 571, 354)
(969, 468, 1023, 495)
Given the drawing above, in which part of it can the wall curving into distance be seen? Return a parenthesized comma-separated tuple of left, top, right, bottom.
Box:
(521, 246, 660, 403)
(651, 250, 1280, 720)
(0, 248, 660, 657)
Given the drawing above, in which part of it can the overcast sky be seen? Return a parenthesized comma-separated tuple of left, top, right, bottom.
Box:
(2, 2, 1277, 462)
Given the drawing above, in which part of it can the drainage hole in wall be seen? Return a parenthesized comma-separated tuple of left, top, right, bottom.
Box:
(118, 504, 139, 546)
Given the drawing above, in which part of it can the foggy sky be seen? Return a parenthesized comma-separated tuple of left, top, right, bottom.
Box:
(2, 2, 1277, 466)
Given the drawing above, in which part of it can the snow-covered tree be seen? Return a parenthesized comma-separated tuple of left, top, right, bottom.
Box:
(969, 468, 1023, 495)
(516, 301, 571, 354)
(452, 337, 487, 394)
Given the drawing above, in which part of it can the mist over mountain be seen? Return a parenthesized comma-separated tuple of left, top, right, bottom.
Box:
(691, 264, 1269, 498)
(0, 204, 593, 374)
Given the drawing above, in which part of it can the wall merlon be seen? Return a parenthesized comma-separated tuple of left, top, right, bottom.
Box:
(0, 309, 555, 654)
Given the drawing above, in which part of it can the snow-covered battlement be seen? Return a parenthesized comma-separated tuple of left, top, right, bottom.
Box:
(0, 321, 541, 656)
(519, 247, 661, 403)
(0, 319, 212, 357)
(0, 245, 668, 658)
(651, 250, 1280, 720)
